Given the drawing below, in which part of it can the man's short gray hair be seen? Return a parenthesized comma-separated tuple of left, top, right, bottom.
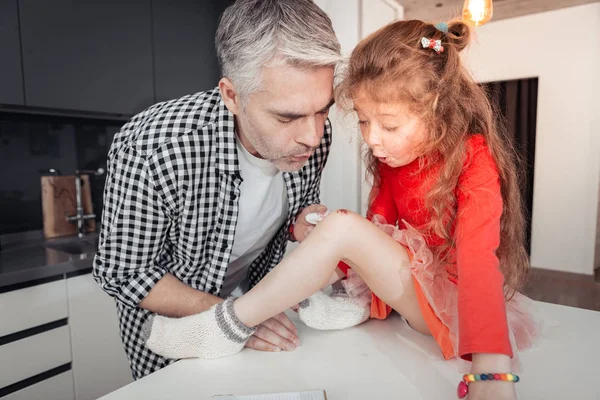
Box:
(215, 0, 342, 99)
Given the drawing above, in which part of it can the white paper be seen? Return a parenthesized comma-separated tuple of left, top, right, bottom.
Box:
(213, 389, 327, 400)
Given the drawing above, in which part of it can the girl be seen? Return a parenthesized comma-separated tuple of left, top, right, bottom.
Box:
(143, 19, 537, 400)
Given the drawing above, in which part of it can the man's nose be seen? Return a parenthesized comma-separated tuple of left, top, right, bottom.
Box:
(296, 116, 323, 148)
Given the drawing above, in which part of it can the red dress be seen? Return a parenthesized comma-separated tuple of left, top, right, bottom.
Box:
(339, 135, 537, 362)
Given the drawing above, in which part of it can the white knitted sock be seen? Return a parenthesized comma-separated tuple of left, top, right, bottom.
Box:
(142, 297, 256, 360)
(298, 290, 370, 330)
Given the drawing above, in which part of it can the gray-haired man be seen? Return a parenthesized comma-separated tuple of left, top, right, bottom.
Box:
(93, 0, 341, 379)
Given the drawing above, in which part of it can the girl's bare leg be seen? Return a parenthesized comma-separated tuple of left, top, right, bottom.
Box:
(144, 210, 429, 360)
(234, 210, 429, 334)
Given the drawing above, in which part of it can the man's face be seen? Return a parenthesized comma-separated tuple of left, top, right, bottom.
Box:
(224, 64, 335, 172)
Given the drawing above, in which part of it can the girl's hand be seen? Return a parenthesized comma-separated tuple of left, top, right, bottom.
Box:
(467, 353, 517, 400)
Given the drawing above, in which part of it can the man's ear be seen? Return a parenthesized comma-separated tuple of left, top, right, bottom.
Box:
(218, 77, 242, 116)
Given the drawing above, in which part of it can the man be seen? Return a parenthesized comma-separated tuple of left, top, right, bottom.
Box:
(93, 0, 341, 379)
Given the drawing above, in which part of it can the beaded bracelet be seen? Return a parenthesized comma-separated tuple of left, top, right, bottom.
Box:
(457, 373, 520, 398)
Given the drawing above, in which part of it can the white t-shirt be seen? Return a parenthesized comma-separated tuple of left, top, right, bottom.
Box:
(220, 138, 289, 297)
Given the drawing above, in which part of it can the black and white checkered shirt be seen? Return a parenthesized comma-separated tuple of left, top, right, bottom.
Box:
(93, 88, 332, 379)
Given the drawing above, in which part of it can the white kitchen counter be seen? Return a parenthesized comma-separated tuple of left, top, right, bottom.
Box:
(100, 302, 600, 399)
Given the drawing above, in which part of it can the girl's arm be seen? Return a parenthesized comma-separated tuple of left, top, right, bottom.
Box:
(454, 138, 513, 363)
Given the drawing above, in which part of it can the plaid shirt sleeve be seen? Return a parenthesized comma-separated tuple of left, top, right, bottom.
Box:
(93, 143, 174, 309)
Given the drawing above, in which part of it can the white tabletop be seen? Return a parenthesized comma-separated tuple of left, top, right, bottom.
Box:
(100, 302, 600, 400)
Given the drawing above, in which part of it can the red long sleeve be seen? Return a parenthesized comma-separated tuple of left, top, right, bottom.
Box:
(454, 137, 512, 359)
(366, 165, 398, 225)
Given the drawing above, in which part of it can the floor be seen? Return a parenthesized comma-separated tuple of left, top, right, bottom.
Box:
(523, 267, 600, 311)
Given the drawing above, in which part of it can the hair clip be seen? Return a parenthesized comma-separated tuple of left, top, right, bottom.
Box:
(435, 22, 449, 33)
(421, 37, 444, 54)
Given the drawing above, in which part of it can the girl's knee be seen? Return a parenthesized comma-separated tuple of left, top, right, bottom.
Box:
(320, 209, 363, 227)
(314, 209, 364, 246)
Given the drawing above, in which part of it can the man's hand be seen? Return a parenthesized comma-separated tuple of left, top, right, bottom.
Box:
(293, 204, 328, 243)
(245, 312, 301, 352)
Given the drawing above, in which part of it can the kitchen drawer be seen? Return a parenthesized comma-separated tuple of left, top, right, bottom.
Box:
(0, 279, 68, 337)
(0, 326, 71, 389)
(4, 370, 74, 400)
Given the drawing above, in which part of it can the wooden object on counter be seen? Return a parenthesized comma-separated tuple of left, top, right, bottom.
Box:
(41, 175, 96, 238)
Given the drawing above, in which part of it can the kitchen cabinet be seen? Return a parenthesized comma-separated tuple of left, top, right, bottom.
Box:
(0, 0, 25, 105)
(67, 273, 132, 400)
(0, 326, 72, 390)
(152, 0, 225, 102)
(0, 273, 131, 399)
(18, 0, 154, 115)
(6, 0, 227, 115)
(0, 277, 72, 398)
(4, 371, 74, 400)
(0, 278, 68, 337)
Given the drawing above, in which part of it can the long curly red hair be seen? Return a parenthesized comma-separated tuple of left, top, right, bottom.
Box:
(335, 20, 529, 296)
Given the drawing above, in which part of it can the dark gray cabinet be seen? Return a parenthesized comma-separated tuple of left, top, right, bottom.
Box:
(152, 0, 225, 102)
(0, 0, 25, 105)
(19, 0, 154, 115)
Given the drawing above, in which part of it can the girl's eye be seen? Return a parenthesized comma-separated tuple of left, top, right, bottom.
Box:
(358, 120, 369, 126)
(383, 126, 398, 132)
(279, 119, 293, 124)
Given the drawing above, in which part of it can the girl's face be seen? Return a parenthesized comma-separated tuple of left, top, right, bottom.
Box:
(353, 91, 427, 168)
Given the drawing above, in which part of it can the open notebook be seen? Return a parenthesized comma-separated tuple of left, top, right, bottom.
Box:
(213, 390, 327, 400)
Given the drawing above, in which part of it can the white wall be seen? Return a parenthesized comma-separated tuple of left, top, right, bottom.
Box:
(462, 3, 600, 275)
(315, 0, 362, 214)
(596, 179, 600, 270)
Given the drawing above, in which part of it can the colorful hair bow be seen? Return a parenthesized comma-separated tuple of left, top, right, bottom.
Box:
(421, 37, 444, 54)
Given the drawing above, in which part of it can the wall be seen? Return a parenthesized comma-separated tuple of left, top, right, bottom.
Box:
(462, 3, 600, 275)
(596, 174, 600, 271)
(315, 0, 362, 214)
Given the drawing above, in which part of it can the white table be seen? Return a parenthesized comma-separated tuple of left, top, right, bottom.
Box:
(100, 302, 600, 399)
